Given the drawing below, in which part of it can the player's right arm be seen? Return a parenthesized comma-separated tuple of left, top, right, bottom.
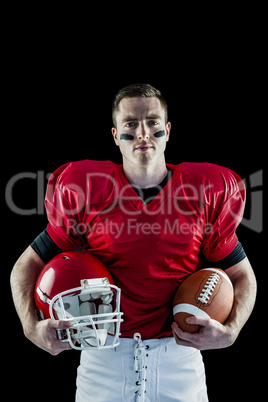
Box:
(11, 162, 88, 354)
(10, 245, 72, 355)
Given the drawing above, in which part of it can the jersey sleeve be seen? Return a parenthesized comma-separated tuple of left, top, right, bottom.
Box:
(45, 163, 86, 251)
(201, 165, 246, 262)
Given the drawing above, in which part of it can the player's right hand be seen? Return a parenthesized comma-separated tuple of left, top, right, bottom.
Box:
(26, 319, 73, 355)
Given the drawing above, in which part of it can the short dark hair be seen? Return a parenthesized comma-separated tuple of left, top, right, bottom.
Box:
(112, 83, 168, 126)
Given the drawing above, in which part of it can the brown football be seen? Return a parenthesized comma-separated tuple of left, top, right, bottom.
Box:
(173, 268, 234, 333)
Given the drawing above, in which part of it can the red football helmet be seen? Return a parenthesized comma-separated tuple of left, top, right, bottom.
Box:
(34, 251, 123, 350)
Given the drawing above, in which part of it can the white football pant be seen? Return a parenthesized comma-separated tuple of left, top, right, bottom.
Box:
(76, 334, 208, 402)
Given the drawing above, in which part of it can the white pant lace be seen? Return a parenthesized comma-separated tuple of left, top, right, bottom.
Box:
(76, 334, 208, 401)
(133, 333, 147, 401)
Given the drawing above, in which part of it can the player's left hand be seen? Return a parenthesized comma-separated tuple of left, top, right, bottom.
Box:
(171, 317, 236, 350)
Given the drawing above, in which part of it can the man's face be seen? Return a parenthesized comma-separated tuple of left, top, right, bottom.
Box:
(112, 97, 171, 167)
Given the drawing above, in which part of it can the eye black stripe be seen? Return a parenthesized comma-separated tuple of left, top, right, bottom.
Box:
(120, 134, 134, 140)
(154, 130, 165, 138)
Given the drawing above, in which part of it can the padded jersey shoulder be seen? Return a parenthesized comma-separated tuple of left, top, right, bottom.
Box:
(46, 160, 122, 205)
(175, 162, 245, 206)
(50, 160, 118, 187)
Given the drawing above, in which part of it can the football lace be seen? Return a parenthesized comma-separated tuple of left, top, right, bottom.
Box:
(198, 273, 220, 304)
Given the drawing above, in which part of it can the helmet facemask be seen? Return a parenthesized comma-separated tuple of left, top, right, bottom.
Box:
(37, 277, 123, 350)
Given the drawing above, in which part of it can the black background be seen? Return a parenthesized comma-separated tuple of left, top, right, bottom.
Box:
(4, 21, 265, 401)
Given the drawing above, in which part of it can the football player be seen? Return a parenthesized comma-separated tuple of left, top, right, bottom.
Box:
(11, 84, 257, 401)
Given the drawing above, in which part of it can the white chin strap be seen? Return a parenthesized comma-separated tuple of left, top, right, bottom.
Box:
(72, 328, 108, 348)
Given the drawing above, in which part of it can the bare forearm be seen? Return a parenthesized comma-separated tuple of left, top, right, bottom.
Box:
(11, 246, 72, 355)
(10, 246, 45, 336)
(225, 257, 257, 341)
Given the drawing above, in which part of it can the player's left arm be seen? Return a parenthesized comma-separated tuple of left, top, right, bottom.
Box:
(172, 257, 257, 350)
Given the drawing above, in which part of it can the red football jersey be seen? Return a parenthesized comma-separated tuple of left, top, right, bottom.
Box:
(45, 160, 245, 339)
